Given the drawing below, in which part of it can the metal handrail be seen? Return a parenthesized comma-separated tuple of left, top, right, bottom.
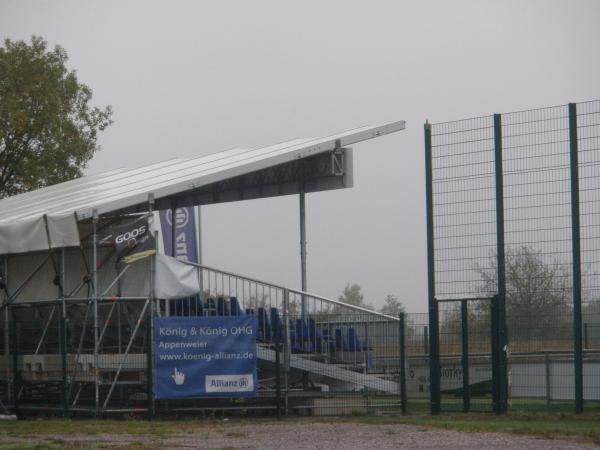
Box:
(182, 260, 399, 321)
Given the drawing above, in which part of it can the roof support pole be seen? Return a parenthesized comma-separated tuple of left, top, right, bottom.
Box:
(299, 189, 307, 321)
(170, 201, 177, 258)
(196, 206, 203, 265)
(60, 247, 66, 318)
(169, 200, 177, 319)
(147, 193, 156, 419)
(60, 248, 68, 417)
(2, 256, 10, 407)
(92, 208, 99, 417)
(197, 206, 204, 298)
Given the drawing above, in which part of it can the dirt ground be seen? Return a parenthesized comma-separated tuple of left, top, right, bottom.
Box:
(1, 421, 597, 449)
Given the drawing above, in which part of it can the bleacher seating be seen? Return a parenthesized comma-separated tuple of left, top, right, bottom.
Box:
(166, 296, 370, 358)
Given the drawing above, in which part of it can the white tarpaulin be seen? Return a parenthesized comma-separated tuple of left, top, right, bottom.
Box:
(0, 213, 80, 254)
(154, 253, 201, 299)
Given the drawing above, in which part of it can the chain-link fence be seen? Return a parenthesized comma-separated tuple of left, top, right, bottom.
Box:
(0, 272, 410, 418)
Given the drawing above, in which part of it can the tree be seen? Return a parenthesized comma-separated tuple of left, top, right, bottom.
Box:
(0, 36, 112, 198)
(379, 294, 405, 316)
(474, 245, 571, 341)
(337, 283, 373, 310)
(583, 299, 600, 342)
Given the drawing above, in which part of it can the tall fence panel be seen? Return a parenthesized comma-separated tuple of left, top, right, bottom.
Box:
(501, 105, 575, 410)
(426, 100, 600, 413)
(578, 100, 600, 410)
(428, 116, 497, 412)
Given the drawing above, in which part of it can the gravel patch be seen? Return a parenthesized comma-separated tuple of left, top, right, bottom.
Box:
(6, 421, 597, 449)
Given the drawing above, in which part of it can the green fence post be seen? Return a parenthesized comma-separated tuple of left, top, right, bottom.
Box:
(59, 315, 68, 417)
(569, 102, 584, 413)
(275, 335, 282, 419)
(461, 300, 470, 412)
(399, 312, 407, 415)
(493, 113, 508, 414)
(425, 121, 440, 415)
(10, 316, 18, 417)
(491, 295, 499, 414)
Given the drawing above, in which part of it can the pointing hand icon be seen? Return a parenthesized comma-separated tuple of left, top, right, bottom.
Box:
(172, 368, 185, 385)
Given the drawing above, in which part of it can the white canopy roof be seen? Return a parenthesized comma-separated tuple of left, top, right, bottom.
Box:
(0, 121, 405, 254)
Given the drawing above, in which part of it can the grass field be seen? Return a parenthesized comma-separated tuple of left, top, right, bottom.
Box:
(0, 411, 599, 449)
(375, 396, 600, 413)
(346, 411, 600, 443)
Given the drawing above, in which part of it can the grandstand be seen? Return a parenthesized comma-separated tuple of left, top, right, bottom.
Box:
(0, 121, 406, 415)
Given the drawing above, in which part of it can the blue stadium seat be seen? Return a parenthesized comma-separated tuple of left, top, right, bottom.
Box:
(270, 307, 283, 341)
(335, 328, 348, 351)
(348, 327, 361, 351)
(217, 297, 229, 316)
(308, 318, 323, 353)
(296, 319, 309, 342)
(289, 319, 297, 350)
(257, 307, 272, 341)
(230, 297, 242, 316)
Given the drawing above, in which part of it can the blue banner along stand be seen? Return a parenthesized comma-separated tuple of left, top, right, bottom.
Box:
(159, 207, 198, 262)
(153, 315, 257, 400)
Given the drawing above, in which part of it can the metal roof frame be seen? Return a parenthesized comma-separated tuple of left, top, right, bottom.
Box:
(0, 121, 405, 224)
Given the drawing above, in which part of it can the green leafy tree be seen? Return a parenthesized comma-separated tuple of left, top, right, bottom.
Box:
(0, 36, 112, 198)
(583, 299, 600, 343)
(337, 283, 373, 310)
(474, 245, 571, 341)
(379, 294, 405, 316)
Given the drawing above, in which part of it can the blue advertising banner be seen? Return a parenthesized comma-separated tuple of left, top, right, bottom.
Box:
(159, 207, 198, 262)
(153, 315, 257, 399)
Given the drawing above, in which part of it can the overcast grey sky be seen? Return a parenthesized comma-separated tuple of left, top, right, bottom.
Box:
(1, 0, 599, 312)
